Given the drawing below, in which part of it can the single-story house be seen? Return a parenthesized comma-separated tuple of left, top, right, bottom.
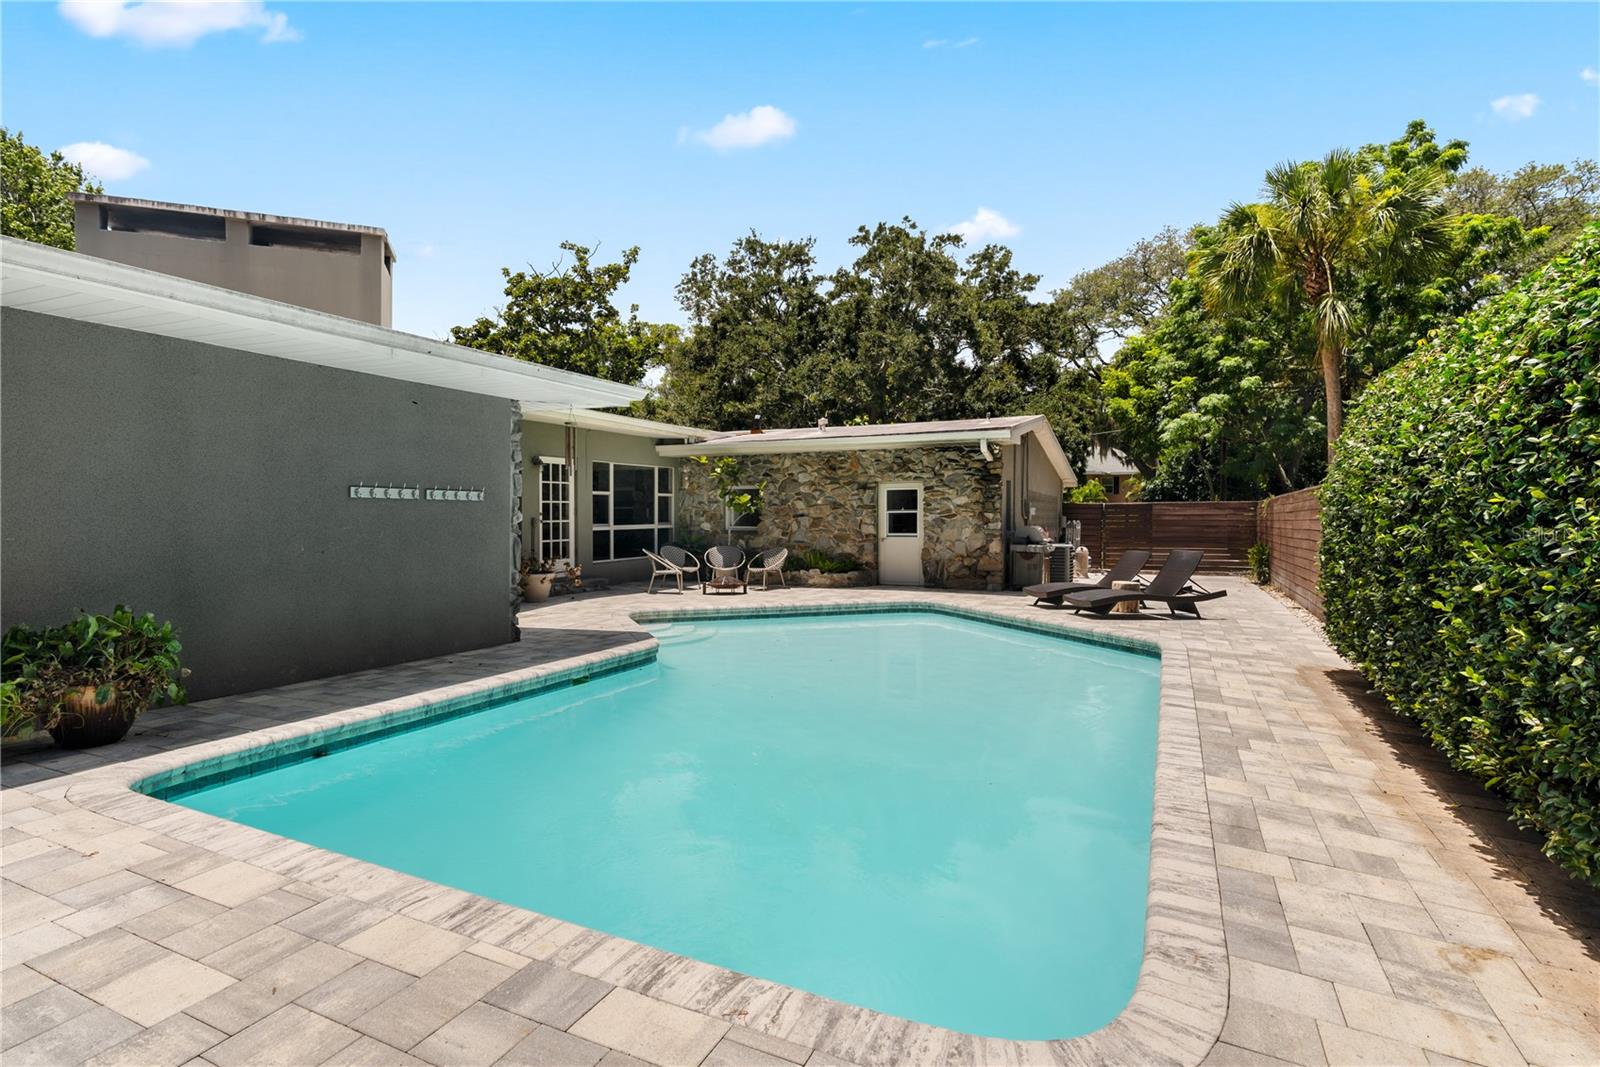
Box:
(517, 407, 711, 584)
(1085, 444, 1141, 501)
(0, 236, 643, 699)
(658, 417, 1076, 590)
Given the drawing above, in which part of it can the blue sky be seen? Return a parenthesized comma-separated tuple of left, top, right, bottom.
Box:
(5, 2, 1597, 338)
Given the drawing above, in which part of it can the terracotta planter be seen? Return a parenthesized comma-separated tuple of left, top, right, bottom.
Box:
(49, 685, 134, 749)
(523, 573, 555, 603)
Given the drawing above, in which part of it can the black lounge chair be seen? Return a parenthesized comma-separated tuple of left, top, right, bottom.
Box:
(1063, 549, 1227, 617)
(1025, 549, 1152, 607)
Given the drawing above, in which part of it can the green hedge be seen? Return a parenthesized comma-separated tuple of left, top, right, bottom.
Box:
(1321, 223, 1599, 885)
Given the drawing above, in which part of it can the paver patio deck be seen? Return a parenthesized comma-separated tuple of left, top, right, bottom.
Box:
(2, 581, 1595, 1066)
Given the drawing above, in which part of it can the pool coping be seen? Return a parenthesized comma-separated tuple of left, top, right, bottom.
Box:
(49, 597, 1226, 1067)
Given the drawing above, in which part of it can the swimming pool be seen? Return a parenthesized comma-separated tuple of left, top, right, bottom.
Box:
(169, 609, 1160, 1040)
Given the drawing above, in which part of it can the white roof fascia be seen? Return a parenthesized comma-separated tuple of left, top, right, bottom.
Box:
(657, 415, 1078, 486)
(519, 405, 713, 441)
(0, 237, 646, 409)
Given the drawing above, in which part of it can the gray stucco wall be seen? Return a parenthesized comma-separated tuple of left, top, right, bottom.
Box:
(1, 308, 513, 700)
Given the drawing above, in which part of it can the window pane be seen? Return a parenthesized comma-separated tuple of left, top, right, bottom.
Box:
(730, 509, 761, 531)
(612, 465, 656, 526)
(593, 493, 610, 526)
(657, 496, 672, 525)
(886, 488, 918, 512)
(613, 528, 656, 559)
(887, 511, 918, 535)
(657, 468, 671, 493)
(592, 464, 609, 491)
(591, 530, 611, 561)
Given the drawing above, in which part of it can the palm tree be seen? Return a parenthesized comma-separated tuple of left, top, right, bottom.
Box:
(1192, 149, 1452, 461)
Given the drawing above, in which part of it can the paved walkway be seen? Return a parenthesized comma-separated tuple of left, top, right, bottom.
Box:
(2, 581, 1595, 1066)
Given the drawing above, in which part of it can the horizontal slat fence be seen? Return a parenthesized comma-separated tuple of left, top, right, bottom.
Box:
(1065, 501, 1259, 574)
(1259, 486, 1323, 619)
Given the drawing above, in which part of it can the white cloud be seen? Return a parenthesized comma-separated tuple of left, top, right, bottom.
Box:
(58, 1, 299, 47)
(949, 207, 1021, 242)
(1489, 93, 1540, 120)
(684, 105, 796, 151)
(1582, 67, 1599, 85)
(58, 142, 151, 181)
(924, 36, 978, 49)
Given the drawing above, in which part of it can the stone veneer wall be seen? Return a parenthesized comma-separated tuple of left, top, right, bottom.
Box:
(678, 447, 1005, 589)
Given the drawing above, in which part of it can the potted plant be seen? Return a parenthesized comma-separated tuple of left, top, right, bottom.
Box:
(2, 606, 188, 749)
(521, 558, 557, 603)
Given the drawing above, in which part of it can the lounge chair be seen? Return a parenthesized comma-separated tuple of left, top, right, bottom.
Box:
(1062, 549, 1227, 617)
(657, 545, 702, 589)
(704, 545, 746, 583)
(746, 547, 788, 589)
(1025, 549, 1152, 607)
(644, 549, 692, 594)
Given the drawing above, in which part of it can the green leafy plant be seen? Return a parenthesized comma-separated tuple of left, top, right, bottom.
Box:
(1320, 223, 1599, 884)
(692, 456, 764, 536)
(1069, 480, 1109, 504)
(2, 606, 188, 741)
(1247, 543, 1271, 584)
(784, 547, 862, 574)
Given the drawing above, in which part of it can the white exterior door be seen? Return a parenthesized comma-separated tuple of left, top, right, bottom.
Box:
(536, 457, 573, 568)
(878, 483, 924, 586)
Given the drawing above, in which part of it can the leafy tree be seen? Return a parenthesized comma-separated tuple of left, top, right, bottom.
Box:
(1103, 276, 1322, 499)
(1051, 225, 1193, 347)
(1447, 159, 1600, 251)
(820, 219, 969, 424)
(655, 232, 829, 430)
(1, 128, 102, 250)
(450, 243, 676, 385)
(1192, 147, 1453, 460)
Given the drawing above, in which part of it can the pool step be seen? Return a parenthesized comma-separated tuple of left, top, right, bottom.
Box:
(646, 623, 715, 647)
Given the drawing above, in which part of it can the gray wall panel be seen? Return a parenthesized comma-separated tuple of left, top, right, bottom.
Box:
(1, 308, 513, 699)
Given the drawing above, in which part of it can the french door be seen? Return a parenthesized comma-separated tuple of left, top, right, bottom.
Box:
(536, 458, 573, 567)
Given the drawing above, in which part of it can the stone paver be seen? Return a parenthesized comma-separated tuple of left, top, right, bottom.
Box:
(411, 1001, 535, 1066)
(205, 1003, 360, 1067)
(484, 959, 613, 1029)
(570, 988, 729, 1066)
(3, 581, 1596, 1067)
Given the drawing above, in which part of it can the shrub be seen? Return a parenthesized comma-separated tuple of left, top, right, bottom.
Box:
(1320, 224, 1599, 884)
(2, 606, 188, 741)
(1069, 480, 1109, 503)
(1246, 543, 1270, 585)
(784, 547, 862, 573)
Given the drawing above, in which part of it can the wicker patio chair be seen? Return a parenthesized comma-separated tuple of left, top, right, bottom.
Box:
(657, 545, 702, 589)
(704, 545, 746, 582)
(746, 548, 789, 590)
(643, 549, 689, 594)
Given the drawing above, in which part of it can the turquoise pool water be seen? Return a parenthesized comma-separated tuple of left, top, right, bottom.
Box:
(174, 610, 1160, 1039)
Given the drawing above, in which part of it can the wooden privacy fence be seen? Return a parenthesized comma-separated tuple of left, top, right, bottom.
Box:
(1065, 501, 1260, 574)
(1065, 491, 1326, 618)
(1259, 486, 1323, 619)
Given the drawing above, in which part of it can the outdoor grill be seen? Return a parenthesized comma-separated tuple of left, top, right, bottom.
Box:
(1009, 525, 1072, 589)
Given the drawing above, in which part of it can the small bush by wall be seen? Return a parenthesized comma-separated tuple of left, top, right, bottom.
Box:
(1321, 224, 1599, 884)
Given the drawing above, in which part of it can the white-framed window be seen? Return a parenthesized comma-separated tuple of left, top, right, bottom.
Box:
(724, 485, 761, 532)
(883, 486, 921, 537)
(592, 462, 673, 562)
(536, 457, 573, 566)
